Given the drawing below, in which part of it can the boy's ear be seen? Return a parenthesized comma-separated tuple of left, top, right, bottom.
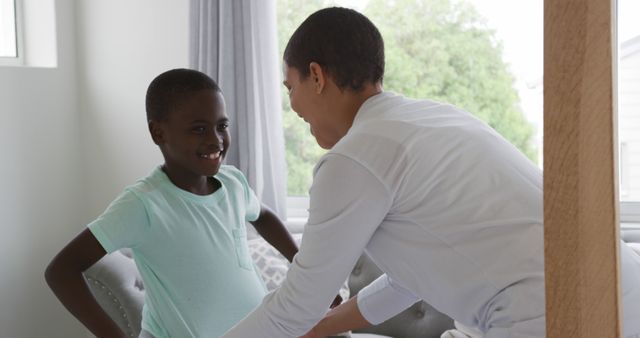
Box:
(309, 62, 326, 94)
(148, 120, 164, 145)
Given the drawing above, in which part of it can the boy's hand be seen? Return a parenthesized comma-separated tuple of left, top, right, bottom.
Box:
(45, 228, 126, 338)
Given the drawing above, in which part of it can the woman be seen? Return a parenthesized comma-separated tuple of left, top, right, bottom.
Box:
(223, 7, 640, 338)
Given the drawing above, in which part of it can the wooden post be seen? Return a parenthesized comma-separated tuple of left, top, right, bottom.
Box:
(544, 0, 622, 337)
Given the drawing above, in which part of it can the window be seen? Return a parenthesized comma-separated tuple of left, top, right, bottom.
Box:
(276, 0, 542, 219)
(618, 0, 640, 224)
(0, 0, 58, 68)
(621, 141, 630, 197)
(0, 0, 21, 65)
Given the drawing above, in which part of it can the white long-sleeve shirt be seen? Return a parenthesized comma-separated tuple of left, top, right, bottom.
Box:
(223, 92, 548, 337)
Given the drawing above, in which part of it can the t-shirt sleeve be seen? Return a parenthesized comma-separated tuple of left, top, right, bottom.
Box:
(87, 189, 149, 253)
(226, 166, 261, 222)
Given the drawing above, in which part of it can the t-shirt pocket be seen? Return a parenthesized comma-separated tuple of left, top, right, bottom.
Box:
(232, 227, 253, 271)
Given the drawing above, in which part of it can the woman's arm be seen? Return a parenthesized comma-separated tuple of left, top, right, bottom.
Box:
(250, 204, 342, 308)
(222, 156, 391, 337)
(303, 273, 420, 337)
(45, 228, 126, 338)
(302, 295, 371, 338)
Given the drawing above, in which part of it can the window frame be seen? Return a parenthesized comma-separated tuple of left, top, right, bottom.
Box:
(285, 196, 309, 233)
(617, 5, 640, 227)
(621, 201, 640, 224)
(0, 0, 24, 66)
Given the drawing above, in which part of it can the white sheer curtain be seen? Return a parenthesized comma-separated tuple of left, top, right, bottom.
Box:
(189, 0, 287, 220)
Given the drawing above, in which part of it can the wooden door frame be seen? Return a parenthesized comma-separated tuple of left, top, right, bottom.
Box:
(544, 0, 622, 336)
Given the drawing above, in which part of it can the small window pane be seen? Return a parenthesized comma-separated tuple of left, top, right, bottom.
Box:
(0, 0, 17, 57)
(618, 0, 640, 202)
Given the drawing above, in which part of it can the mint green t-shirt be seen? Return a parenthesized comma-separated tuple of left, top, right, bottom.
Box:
(88, 165, 267, 338)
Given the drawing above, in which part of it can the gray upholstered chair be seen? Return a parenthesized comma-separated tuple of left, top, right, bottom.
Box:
(348, 254, 454, 338)
(83, 237, 454, 338)
(83, 229, 640, 338)
(84, 250, 144, 337)
(622, 229, 640, 246)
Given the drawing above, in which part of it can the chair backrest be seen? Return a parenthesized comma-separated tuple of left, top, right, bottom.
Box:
(84, 251, 144, 337)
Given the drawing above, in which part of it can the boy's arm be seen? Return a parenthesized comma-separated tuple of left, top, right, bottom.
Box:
(45, 228, 126, 338)
(250, 204, 298, 262)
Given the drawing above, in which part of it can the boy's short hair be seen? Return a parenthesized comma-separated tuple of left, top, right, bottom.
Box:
(284, 7, 385, 92)
(145, 68, 221, 122)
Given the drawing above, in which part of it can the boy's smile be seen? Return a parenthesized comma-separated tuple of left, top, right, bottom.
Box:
(197, 147, 224, 168)
(150, 89, 230, 195)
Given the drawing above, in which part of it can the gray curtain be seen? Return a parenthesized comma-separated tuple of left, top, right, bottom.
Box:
(189, 0, 287, 220)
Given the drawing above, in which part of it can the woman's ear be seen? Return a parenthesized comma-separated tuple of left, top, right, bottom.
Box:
(309, 62, 326, 94)
(148, 120, 164, 145)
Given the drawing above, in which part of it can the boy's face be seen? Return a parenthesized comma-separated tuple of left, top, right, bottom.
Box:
(151, 89, 230, 179)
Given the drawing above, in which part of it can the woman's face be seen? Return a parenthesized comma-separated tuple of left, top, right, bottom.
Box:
(283, 64, 336, 149)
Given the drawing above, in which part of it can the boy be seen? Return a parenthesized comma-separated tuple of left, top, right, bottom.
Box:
(45, 68, 300, 338)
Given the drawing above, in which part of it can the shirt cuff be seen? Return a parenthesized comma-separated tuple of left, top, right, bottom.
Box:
(356, 274, 420, 325)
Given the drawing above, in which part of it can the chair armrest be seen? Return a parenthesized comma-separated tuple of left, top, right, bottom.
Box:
(349, 254, 454, 338)
(83, 251, 144, 338)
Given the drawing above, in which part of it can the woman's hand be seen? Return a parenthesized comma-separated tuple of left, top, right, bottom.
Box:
(299, 326, 324, 338)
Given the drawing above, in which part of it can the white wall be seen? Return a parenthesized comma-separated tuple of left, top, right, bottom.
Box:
(0, 0, 85, 337)
(23, 0, 58, 67)
(76, 0, 189, 219)
(0, 0, 189, 337)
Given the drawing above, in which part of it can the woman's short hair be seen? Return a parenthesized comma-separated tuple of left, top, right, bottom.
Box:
(284, 7, 385, 92)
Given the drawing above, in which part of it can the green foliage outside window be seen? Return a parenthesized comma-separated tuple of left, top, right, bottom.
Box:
(277, 0, 538, 196)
